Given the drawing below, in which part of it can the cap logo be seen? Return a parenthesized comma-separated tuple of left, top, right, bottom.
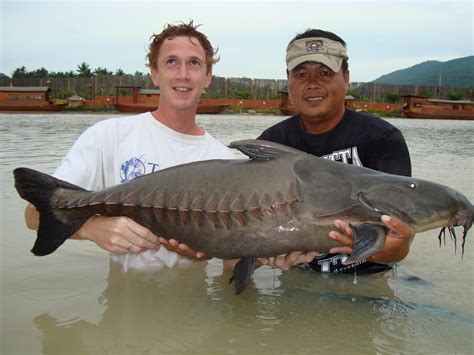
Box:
(305, 40, 324, 53)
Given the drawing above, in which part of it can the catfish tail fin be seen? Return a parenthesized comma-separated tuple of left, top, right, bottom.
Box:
(13, 167, 88, 256)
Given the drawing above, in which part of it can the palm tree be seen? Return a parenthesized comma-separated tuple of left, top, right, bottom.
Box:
(33, 67, 49, 78)
(12, 66, 28, 78)
(77, 62, 92, 77)
(115, 68, 125, 76)
(94, 67, 112, 75)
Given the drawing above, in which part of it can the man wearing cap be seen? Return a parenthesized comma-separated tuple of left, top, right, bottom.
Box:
(252, 29, 413, 274)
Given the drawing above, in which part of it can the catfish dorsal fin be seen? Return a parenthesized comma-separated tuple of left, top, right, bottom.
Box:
(229, 139, 303, 161)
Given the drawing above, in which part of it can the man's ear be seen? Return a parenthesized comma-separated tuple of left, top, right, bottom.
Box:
(344, 70, 350, 91)
(204, 69, 212, 88)
(150, 67, 160, 87)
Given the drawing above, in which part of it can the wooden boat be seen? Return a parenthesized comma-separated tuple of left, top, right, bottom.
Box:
(196, 103, 231, 114)
(114, 86, 230, 114)
(278, 91, 355, 116)
(115, 102, 231, 114)
(402, 95, 474, 120)
(0, 86, 66, 112)
(0, 102, 66, 112)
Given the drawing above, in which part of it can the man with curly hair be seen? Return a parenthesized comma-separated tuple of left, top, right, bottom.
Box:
(24, 21, 235, 270)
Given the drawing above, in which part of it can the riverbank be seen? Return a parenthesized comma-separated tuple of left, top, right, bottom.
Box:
(59, 95, 402, 117)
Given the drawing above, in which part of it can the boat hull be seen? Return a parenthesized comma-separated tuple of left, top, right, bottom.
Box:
(115, 103, 230, 114)
(403, 109, 474, 120)
(402, 95, 474, 120)
(0, 103, 66, 112)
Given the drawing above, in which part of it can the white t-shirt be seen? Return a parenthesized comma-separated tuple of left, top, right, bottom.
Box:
(54, 112, 235, 270)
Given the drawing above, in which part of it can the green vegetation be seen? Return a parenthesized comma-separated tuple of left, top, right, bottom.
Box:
(10, 64, 130, 79)
(230, 89, 251, 99)
(4, 61, 472, 103)
(94, 67, 113, 75)
(267, 92, 281, 100)
(76, 62, 92, 77)
(373, 56, 474, 88)
(384, 92, 401, 103)
(419, 89, 434, 97)
(346, 90, 361, 100)
(448, 92, 465, 100)
(51, 89, 74, 99)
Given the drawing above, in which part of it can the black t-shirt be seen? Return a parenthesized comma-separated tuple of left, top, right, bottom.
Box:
(258, 109, 412, 274)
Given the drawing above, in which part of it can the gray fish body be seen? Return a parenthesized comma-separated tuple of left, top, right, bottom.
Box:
(53, 154, 342, 259)
(46, 140, 472, 259)
(13, 140, 473, 293)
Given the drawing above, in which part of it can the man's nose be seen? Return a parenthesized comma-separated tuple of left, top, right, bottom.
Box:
(306, 72, 322, 88)
(176, 63, 190, 79)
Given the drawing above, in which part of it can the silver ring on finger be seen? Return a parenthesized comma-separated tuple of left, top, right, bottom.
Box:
(127, 242, 133, 251)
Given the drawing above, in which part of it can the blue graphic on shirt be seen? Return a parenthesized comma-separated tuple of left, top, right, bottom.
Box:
(120, 156, 160, 183)
(120, 157, 146, 182)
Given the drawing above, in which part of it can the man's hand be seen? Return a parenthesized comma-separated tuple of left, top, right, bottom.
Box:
(158, 237, 211, 260)
(76, 216, 210, 259)
(26, 203, 209, 258)
(258, 251, 320, 270)
(74, 215, 161, 254)
(26, 203, 161, 254)
(328, 216, 414, 264)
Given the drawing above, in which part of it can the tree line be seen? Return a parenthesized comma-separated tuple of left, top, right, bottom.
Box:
(9, 64, 145, 79)
(4, 65, 472, 102)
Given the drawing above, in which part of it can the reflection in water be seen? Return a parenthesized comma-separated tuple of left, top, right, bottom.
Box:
(34, 262, 225, 354)
(1, 114, 473, 354)
(31, 260, 474, 354)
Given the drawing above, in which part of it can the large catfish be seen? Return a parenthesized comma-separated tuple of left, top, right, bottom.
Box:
(13, 140, 473, 294)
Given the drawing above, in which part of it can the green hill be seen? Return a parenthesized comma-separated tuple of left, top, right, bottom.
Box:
(373, 56, 474, 88)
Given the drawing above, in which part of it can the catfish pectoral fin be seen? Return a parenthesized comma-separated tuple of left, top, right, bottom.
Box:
(343, 223, 388, 265)
(229, 256, 257, 295)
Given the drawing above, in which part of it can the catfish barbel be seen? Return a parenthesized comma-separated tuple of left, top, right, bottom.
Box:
(13, 140, 473, 294)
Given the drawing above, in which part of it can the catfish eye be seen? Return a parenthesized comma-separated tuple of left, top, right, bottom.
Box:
(409, 182, 417, 189)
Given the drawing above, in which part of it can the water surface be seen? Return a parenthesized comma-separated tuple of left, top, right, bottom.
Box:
(1, 113, 473, 354)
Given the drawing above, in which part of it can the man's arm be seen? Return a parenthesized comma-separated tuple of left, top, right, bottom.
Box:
(25, 203, 161, 253)
(24, 203, 209, 259)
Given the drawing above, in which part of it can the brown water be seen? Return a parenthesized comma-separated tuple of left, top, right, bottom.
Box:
(1, 113, 473, 354)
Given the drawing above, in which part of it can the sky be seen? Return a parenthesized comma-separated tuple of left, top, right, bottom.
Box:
(1, 0, 472, 82)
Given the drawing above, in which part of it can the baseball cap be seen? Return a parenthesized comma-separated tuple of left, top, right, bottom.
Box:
(286, 37, 348, 72)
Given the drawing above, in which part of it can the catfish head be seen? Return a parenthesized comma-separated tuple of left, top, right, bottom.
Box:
(357, 173, 473, 253)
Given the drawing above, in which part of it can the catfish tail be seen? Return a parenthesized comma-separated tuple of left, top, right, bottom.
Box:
(13, 167, 89, 256)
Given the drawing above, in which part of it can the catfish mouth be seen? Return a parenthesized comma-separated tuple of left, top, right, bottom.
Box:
(445, 209, 473, 257)
(437, 217, 471, 258)
(358, 192, 416, 225)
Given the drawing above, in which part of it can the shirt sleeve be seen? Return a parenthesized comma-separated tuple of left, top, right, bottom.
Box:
(371, 128, 412, 177)
(53, 124, 105, 190)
